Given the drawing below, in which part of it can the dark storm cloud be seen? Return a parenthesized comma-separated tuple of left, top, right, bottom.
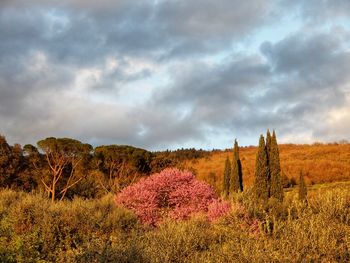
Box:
(243, 28, 350, 139)
(1, 0, 350, 149)
(0, 0, 275, 63)
(147, 26, 350, 144)
(0, 0, 279, 148)
(152, 55, 271, 128)
(260, 28, 350, 104)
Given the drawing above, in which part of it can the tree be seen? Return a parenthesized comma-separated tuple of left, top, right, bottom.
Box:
(222, 157, 231, 196)
(37, 137, 92, 202)
(266, 129, 272, 159)
(298, 170, 307, 203)
(230, 139, 243, 193)
(265, 129, 272, 196)
(23, 144, 44, 187)
(93, 145, 147, 194)
(253, 135, 269, 202)
(116, 168, 230, 225)
(268, 130, 284, 201)
(0, 135, 22, 188)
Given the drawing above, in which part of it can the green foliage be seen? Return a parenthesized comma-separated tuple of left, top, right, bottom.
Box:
(94, 145, 152, 194)
(230, 139, 243, 193)
(269, 130, 284, 201)
(1, 134, 156, 200)
(153, 148, 209, 163)
(95, 145, 152, 175)
(253, 131, 283, 204)
(150, 155, 176, 173)
(266, 129, 272, 158)
(0, 135, 22, 188)
(1, 187, 350, 262)
(37, 137, 93, 202)
(0, 190, 140, 262)
(253, 135, 270, 202)
(222, 157, 231, 196)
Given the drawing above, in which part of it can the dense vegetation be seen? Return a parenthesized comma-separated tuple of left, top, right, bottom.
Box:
(1, 132, 350, 261)
(1, 185, 349, 262)
(2, 133, 349, 200)
(0, 135, 208, 200)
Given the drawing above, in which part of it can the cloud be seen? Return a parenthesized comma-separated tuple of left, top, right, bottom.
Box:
(0, 0, 350, 149)
(0, 0, 277, 63)
(299, 0, 350, 22)
(142, 26, 350, 146)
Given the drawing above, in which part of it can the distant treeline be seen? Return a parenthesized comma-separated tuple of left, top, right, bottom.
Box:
(0, 135, 209, 201)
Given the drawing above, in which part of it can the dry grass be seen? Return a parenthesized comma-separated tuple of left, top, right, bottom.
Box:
(1, 186, 350, 262)
(183, 143, 350, 192)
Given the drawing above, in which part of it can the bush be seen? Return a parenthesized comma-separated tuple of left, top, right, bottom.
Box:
(1, 186, 350, 262)
(0, 189, 141, 262)
(115, 168, 231, 225)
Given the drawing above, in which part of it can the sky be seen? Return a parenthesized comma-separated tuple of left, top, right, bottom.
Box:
(1, 0, 350, 150)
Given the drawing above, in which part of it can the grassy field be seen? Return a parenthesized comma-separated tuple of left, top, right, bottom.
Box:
(183, 143, 350, 192)
(1, 185, 350, 262)
(1, 143, 350, 262)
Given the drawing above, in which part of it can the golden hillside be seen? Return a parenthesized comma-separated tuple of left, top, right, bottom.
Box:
(183, 143, 350, 191)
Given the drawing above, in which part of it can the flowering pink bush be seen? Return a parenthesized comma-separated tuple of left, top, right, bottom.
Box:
(232, 203, 260, 236)
(115, 168, 231, 225)
(207, 199, 231, 222)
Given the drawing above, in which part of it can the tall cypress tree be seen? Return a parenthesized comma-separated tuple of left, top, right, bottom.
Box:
(223, 156, 231, 196)
(265, 129, 272, 197)
(266, 129, 272, 160)
(230, 139, 243, 193)
(269, 130, 284, 201)
(253, 135, 269, 201)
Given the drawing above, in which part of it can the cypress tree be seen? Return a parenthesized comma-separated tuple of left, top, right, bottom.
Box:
(230, 139, 243, 193)
(299, 171, 307, 203)
(253, 135, 269, 201)
(223, 156, 231, 196)
(265, 129, 272, 197)
(266, 129, 272, 160)
(269, 130, 284, 201)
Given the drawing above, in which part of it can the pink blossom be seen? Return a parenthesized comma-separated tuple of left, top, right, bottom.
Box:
(207, 199, 231, 222)
(232, 203, 261, 236)
(115, 168, 230, 225)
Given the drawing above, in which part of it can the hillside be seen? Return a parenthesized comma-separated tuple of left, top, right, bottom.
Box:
(183, 143, 350, 192)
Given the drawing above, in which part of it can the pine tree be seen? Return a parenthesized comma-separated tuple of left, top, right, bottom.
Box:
(230, 139, 243, 193)
(223, 157, 231, 196)
(269, 130, 284, 201)
(253, 135, 269, 201)
(298, 170, 307, 203)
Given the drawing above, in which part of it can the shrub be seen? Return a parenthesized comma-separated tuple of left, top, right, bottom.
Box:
(142, 217, 216, 262)
(207, 199, 231, 222)
(115, 168, 230, 225)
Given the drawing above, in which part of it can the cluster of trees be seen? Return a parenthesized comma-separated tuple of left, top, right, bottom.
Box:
(153, 148, 209, 162)
(253, 130, 307, 203)
(0, 135, 208, 201)
(253, 130, 284, 203)
(223, 139, 243, 196)
(223, 131, 287, 203)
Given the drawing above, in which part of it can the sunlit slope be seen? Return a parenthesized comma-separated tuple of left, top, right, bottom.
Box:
(183, 144, 350, 191)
